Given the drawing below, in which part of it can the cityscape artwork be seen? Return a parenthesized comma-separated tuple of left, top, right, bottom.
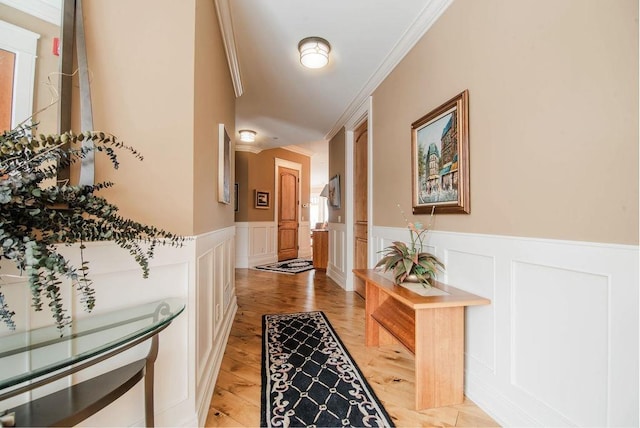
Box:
(411, 90, 470, 214)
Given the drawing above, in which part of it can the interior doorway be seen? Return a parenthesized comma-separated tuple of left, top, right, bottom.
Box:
(353, 120, 368, 298)
(276, 160, 301, 261)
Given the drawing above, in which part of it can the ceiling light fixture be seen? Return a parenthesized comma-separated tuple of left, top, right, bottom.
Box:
(298, 36, 331, 69)
(239, 129, 256, 143)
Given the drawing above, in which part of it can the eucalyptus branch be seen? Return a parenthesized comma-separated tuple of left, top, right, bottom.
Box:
(0, 123, 184, 331)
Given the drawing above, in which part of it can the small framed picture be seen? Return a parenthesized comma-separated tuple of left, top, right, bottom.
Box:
(255, 190, 270, 209)
(328, 174, 341, 208)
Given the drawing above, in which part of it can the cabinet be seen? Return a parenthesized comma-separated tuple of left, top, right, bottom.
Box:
(312, 229, 328, 270)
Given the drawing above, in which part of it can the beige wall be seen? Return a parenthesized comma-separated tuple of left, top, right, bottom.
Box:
(193, 0, 236, 234)
(328, 128, 345, 223)
(1, 4, 59, 133)
(234, 148, 311, 222)
(77, 0, 235, 236)
(372, 0, 638, 245)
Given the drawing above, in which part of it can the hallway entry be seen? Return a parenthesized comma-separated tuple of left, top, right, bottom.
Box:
(277, 165, 299, 261)
(353, 120, 368, 298)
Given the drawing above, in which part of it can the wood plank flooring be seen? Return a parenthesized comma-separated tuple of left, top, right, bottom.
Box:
(206, 269, 499, 427)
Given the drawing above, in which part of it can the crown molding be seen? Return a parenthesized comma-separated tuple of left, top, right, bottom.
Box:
(325, 0, 453, 140)
(235, 144, 262, 154)
(0, 0, 61, 25)
(215, 0, 243, 97)
(281, 145, 314, 157)
(235, 143, 315, 157)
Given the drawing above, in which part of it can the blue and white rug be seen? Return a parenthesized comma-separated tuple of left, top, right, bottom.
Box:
(261, 311, 395, 427)
(254, 258, 314, 274)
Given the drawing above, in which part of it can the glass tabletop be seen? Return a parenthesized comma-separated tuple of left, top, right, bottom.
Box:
(0, 298, 185, 391)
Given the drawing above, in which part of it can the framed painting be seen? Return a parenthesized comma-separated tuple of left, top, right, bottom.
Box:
(411, 90, 469, 214)
(328, 174, 341, 208)
(255, 190, 270, 209)
(218, 124, 231, 204)
(234, 183, 239, 212)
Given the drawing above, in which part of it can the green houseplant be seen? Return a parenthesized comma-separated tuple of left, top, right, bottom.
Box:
(0, 124, 184, 330)
(375, 205, 444, 286)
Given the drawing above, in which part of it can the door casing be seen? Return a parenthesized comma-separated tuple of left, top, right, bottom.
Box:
(274, 158, 302, 261)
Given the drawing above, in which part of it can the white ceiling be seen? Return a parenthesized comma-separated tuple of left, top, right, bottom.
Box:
(4, 0, 452, 188)
(219, 0, 452, 187)
(0, 0, 61, 25)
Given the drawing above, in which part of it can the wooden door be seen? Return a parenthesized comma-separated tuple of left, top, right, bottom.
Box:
(278, 166, 299, 261)
(0, 49, 16, 132)
(354, 121, 368, 298)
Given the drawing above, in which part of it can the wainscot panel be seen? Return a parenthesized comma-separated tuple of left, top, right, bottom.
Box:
(327, 222, 348, 290)
(0, 227, 237, 428)
(372, 226, 638, 428)
(235, 221, 277, 267)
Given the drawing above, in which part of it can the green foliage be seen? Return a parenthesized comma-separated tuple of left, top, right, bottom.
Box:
(375, 221, 444, 286)
(0, 124, 184, 330)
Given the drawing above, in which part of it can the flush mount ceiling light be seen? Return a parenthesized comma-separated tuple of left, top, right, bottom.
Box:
(239, 129, 256, 143)
(298, 36, 331, 69)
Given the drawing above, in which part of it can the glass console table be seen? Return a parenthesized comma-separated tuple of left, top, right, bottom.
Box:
(0, 298, 185, 427)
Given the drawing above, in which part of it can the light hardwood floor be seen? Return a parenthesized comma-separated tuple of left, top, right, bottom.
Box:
(206, 268, 499, 427)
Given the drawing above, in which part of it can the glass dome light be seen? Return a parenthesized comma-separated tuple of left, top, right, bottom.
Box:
(298, 37, 331, 69)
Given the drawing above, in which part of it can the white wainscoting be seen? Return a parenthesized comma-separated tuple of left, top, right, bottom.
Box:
(372, 226, 639, 427)
(235, 221, 277, 268)
(327, 222, 349, 290)
(0, 226, 237, 427)
(235, 221, 312, 268)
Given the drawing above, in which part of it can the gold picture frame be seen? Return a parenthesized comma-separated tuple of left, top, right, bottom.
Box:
(411, 90, 470, 214)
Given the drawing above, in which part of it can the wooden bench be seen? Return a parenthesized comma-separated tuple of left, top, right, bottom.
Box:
(353, 269, 490, 410)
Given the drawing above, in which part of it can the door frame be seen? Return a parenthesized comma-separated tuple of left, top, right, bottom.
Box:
(343, 96, 373, 291)
(0, 20, 39, 129)
(274, 158, 303, 256)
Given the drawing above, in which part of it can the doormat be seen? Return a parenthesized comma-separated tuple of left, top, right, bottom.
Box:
(261, 311, 394, 428)
(254, 258, 314, 274)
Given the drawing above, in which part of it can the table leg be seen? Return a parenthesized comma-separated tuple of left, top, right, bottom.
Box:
(414, 306, 465, 409)
(145, 335, 159, 427)
(365, 282, 380, 346)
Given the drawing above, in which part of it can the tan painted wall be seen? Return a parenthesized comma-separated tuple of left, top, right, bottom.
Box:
(234, 148, 311, 223)
(372, 0, 638, 245)
(76, 0, 238, 236)
(328, 128, 345, 224)
(193, 0, 236, 234)
(1, 4, 59, 132)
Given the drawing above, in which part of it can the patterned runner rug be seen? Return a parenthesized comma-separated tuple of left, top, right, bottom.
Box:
(254, 258, 314, 274)
(261, 311, 394, 427)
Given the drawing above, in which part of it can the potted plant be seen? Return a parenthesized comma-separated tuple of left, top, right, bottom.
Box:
(375, 205, 444, 286)
(0, 124, 184, 330)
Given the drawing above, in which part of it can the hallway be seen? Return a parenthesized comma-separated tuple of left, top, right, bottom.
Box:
(205, 268, 498, 427)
